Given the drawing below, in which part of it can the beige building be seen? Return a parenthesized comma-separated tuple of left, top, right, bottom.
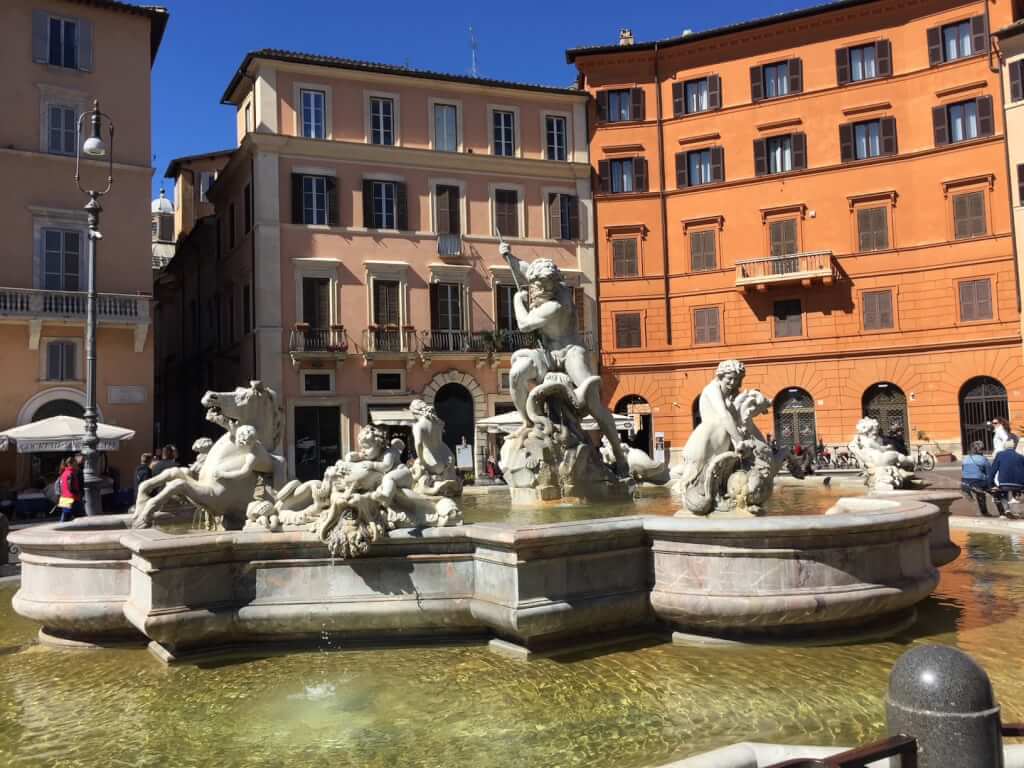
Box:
(0, 0, 167, 495)
(157, 49, 595, 480)
(997, 20, 1024, 354)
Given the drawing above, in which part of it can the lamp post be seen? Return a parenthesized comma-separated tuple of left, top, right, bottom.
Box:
(74, 100, 114, 517)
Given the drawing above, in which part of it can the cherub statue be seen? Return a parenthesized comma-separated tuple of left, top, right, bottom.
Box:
(849, 417, 921, 491)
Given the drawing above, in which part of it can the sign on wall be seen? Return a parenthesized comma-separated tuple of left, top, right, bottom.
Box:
(654, 432, 666, 463)
(456, 442, 474, 470)
(107, 385, 147, 405)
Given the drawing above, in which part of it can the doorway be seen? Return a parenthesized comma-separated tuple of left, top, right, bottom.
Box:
(293, 406, 341, 482)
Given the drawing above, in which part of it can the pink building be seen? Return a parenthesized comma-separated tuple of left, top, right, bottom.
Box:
(0, 0, 166, 495)
(174, 50, 594, 479)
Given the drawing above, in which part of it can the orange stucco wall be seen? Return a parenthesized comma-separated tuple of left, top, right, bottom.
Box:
(574, 0, 1024, 458)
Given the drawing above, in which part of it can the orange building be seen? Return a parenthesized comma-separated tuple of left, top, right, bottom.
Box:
(569, 0, 1024, 462)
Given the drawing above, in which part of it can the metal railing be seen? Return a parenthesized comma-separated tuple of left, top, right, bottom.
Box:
(437, 233, 463, 258)
(288, 326, 349, 354)
(362, 327, 416, 353)
(765, 735, 918, 767)
(735, 250, 837, 286)
(0, 286, 148, 322)
(418, 329, 588, 354)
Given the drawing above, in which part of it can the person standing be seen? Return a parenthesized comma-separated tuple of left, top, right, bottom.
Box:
(57, 457, 82, 522)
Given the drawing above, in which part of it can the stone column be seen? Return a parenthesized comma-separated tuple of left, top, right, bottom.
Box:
(886, 645, 1005, 767)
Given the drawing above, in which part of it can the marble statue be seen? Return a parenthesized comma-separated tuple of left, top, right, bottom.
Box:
(132, 382, 284, 530)
(497, 241, 663, 502)
(848, 416, 923, 491)
(675, 361, 803, 516)
(600, 436, 671, 486)
(408, 399, 462, 497)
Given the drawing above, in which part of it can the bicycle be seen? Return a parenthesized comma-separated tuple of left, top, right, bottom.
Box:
(911, 430, 937, 472)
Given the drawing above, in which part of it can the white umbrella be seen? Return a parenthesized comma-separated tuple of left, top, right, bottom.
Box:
(0, 415, 135, 454)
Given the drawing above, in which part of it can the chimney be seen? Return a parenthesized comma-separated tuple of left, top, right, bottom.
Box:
(619, 28, 634, 46)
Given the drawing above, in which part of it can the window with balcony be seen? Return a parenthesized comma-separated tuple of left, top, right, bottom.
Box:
(548, 193, 580, 240)
(493, 110, 516, 156)
(46, 340, 76, 381)
(770, 219, 798, 257)
(773, 299, 803, 338)
(429, 283, 464, 350)
(598, 88, 644, 123)
(435, 185, 461, 235)
(496, 284, 519, 332)
(301, 276, 330, 329)
(598, 157, 648, 194)
(300, 89, 326, 139)
(676, 147, 724, 188)
(362, 180, 407, 230)
(672, 76, 722, 116)
(47, 105, 76, 156)
(614, 312, 642, 348)
(370, 97, 395, 145)
(42, 229, 80, 290)
(751, 59, 802, 101)
(958, 278, 993, 322)
(840, 118, 897, 162)
(693, 307, 721, 345)
(754, 134, 806, 176)
(612, 238, 639, 277)
(953, 191, 986, 239)
(372, 279, 402, 352)
(857, 206, 890, 251)
(434, 103, 458, 151)
(934, 98, 994, 146)
(493, 188, 519, 237)
(690, 230, 717, 272)
(545, 115, 567, 161)
(862, 289, 894, 330)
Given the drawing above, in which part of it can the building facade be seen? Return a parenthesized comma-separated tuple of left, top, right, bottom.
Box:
(162, 51, 594, 480)
(569, 0, 1024, 461)
(0, 0, 166, 490)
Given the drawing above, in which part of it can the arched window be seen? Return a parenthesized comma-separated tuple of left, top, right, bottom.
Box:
(31, 399, 85, 421)
(435, 383, 475, 456)
(862, 383, 908, 438)
(959, 377, 1008, 452)
(773, 388, 816, 452)
(614, 394, 652, 454)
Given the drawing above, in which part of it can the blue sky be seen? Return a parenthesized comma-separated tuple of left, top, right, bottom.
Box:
(150, 0, 826, 200)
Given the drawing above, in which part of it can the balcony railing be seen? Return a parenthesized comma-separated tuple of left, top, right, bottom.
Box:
(419, 328, 590, 355)
(0, 286, 149, 322)
(735, 250, 838, 289)
(362, 327, 417, 354)
(288, 326, 350, 355)
(437, 233, 463, 258)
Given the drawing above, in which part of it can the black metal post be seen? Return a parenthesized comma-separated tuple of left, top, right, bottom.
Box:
(82, 194, 102, 516)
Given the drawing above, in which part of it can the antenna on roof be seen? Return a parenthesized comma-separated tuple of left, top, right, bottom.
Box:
(469, 26, 479, 77)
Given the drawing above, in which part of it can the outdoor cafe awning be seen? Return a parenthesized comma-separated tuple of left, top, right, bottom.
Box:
(477, 411, 635, 435)
(0, 415, 136, 454)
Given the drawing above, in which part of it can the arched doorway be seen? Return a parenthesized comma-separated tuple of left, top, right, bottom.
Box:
(31, 399, 85, 421)
(614, 395, 652, 454)
(773, 388, 817, 452)
(862, 383, 908, 438)
(960, 377, 1009, 452)
(434, 383, 475, 461)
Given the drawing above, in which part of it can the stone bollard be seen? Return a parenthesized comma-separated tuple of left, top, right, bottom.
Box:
(0, 513, 8, 566)
(886, 645, 1004, 767)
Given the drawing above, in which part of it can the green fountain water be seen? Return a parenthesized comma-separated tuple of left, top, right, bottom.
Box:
(2, 504, 1023, 767)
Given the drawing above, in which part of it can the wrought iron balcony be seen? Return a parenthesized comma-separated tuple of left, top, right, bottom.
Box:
(288, 326, 350, 366)
(735, 250, 838, 290)
(418, 328, 589, 355)
(437, 233, 463, 258)
(362, 326, 417, 354)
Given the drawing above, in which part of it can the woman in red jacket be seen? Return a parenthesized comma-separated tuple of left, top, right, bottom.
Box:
(57, 457, 82, 522)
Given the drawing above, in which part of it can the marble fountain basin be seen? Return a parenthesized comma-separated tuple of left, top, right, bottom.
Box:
(8, 495, 949, 660)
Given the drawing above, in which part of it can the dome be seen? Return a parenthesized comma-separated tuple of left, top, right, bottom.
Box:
(151, 187, 174, 214)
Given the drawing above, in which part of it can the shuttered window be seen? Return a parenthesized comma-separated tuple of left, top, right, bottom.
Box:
(435, 185, 461, 235)
(612, 238, 638, 277)
(599, 157, 648, 194)
(301, 276, 330, 328)
(364, 180, 407, 230)
(494, 189, 519, 237)
(46, 341, 76, 381)
(769, 219, 798, 257)
(953, 191, 986, 239)
(598, 88, 645, 123)
(496, 284, 518, 331)
(373, 280, 400, 326)
(840, 118, 897, 162)
(928, 16, 987, 65)
(862, 290, 894, 330)
(933, 97, 994, 146)
(837, 40, 892, 85)
(292, 174, 338, 226)
(958, 279, 993, 322)
(857, 207, 889, 252)
(33, 11, 92, 71)
(672, 76, 722, 116)
(614, 313, 642, 348)
(547, 193, 579, 240)
(773, 299, 803, 338)
(690, 230, 717, 272)
(43, 229, 80, 291)
(752, 59, 802, 101)
(676, 147, 725, 188)
(693, 307, 721, 345)
(755, 134, 806, 175)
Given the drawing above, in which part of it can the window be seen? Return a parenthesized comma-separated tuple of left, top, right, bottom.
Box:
(686, 79, 709, 113)
(47, 105, 76, 155)
(1011, 60, 1024, 103)
(430, 283, 463, 332)
(242, 284, 252, 335)
(767, 136, 792, 174)
(837, 41, 892, 84)
(300, 89, 326, 139)
(850, 44, 877, 81)
(494, 189, 519, 237)
(672, 76, 721, 116)
(943, 20, 974, 61)
(773, 299, 803, 338)
(370, 97, 394, 145)
(42, 229, 80, 290)
(372, 181, 395, 229)
(934, 97, 993, 146)
(755, 133, 806, 176)
(953, 191, 986, 239)
(959, 279, 993, 322)
(228, 203, 236, 248)
(863, 290, 894, 330)
(857, 207, 889, 251)
(374, 372, 404, 392)
(854, 120, 882, 159)
(751, 60, 802, 101)
(840, 118, 896, 162)
(770, 219, 798, 257)
(929, 17, 986, 65)
(690, 230, 717, 272)
(676, 148, 725, 188)
(435, 185, 461, 234)
(373, 280, 400, 326)
(614, 313, 642, 348)
(496, 284, 518, 332)
(763, 62, 790, 99)
(245, 102, 253, 133)
(548, 193, 580, 240)
(606, 89, 634, 122)
(48, 16, 78, 69)
(46, 341, 76, 381)
(694, 307, 721, 345)
(434, 103, 458, 151)
(362, 180, 406, 230)
(546, 115, 567, 161)
(493, 110, 515, 156)
(198, 172, 216, 203)
(600, 157, 649, 194)
(301, 276, 330, 327)
(302, 373, 333, 394)
(612, 238, 639, 277)
(292, 174, 337, 227)
(244, 183, 252, 233)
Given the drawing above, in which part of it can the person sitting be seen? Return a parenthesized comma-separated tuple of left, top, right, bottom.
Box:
(961, 441, 992, 517)
(134, 453, 153, 496)
(986, 437, 1024, 517)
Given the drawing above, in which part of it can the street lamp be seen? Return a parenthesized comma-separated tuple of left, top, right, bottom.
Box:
(74, 100, 114, 517)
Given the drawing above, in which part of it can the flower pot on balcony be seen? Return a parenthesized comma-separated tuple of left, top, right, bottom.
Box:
(294, 322, 310, 333)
